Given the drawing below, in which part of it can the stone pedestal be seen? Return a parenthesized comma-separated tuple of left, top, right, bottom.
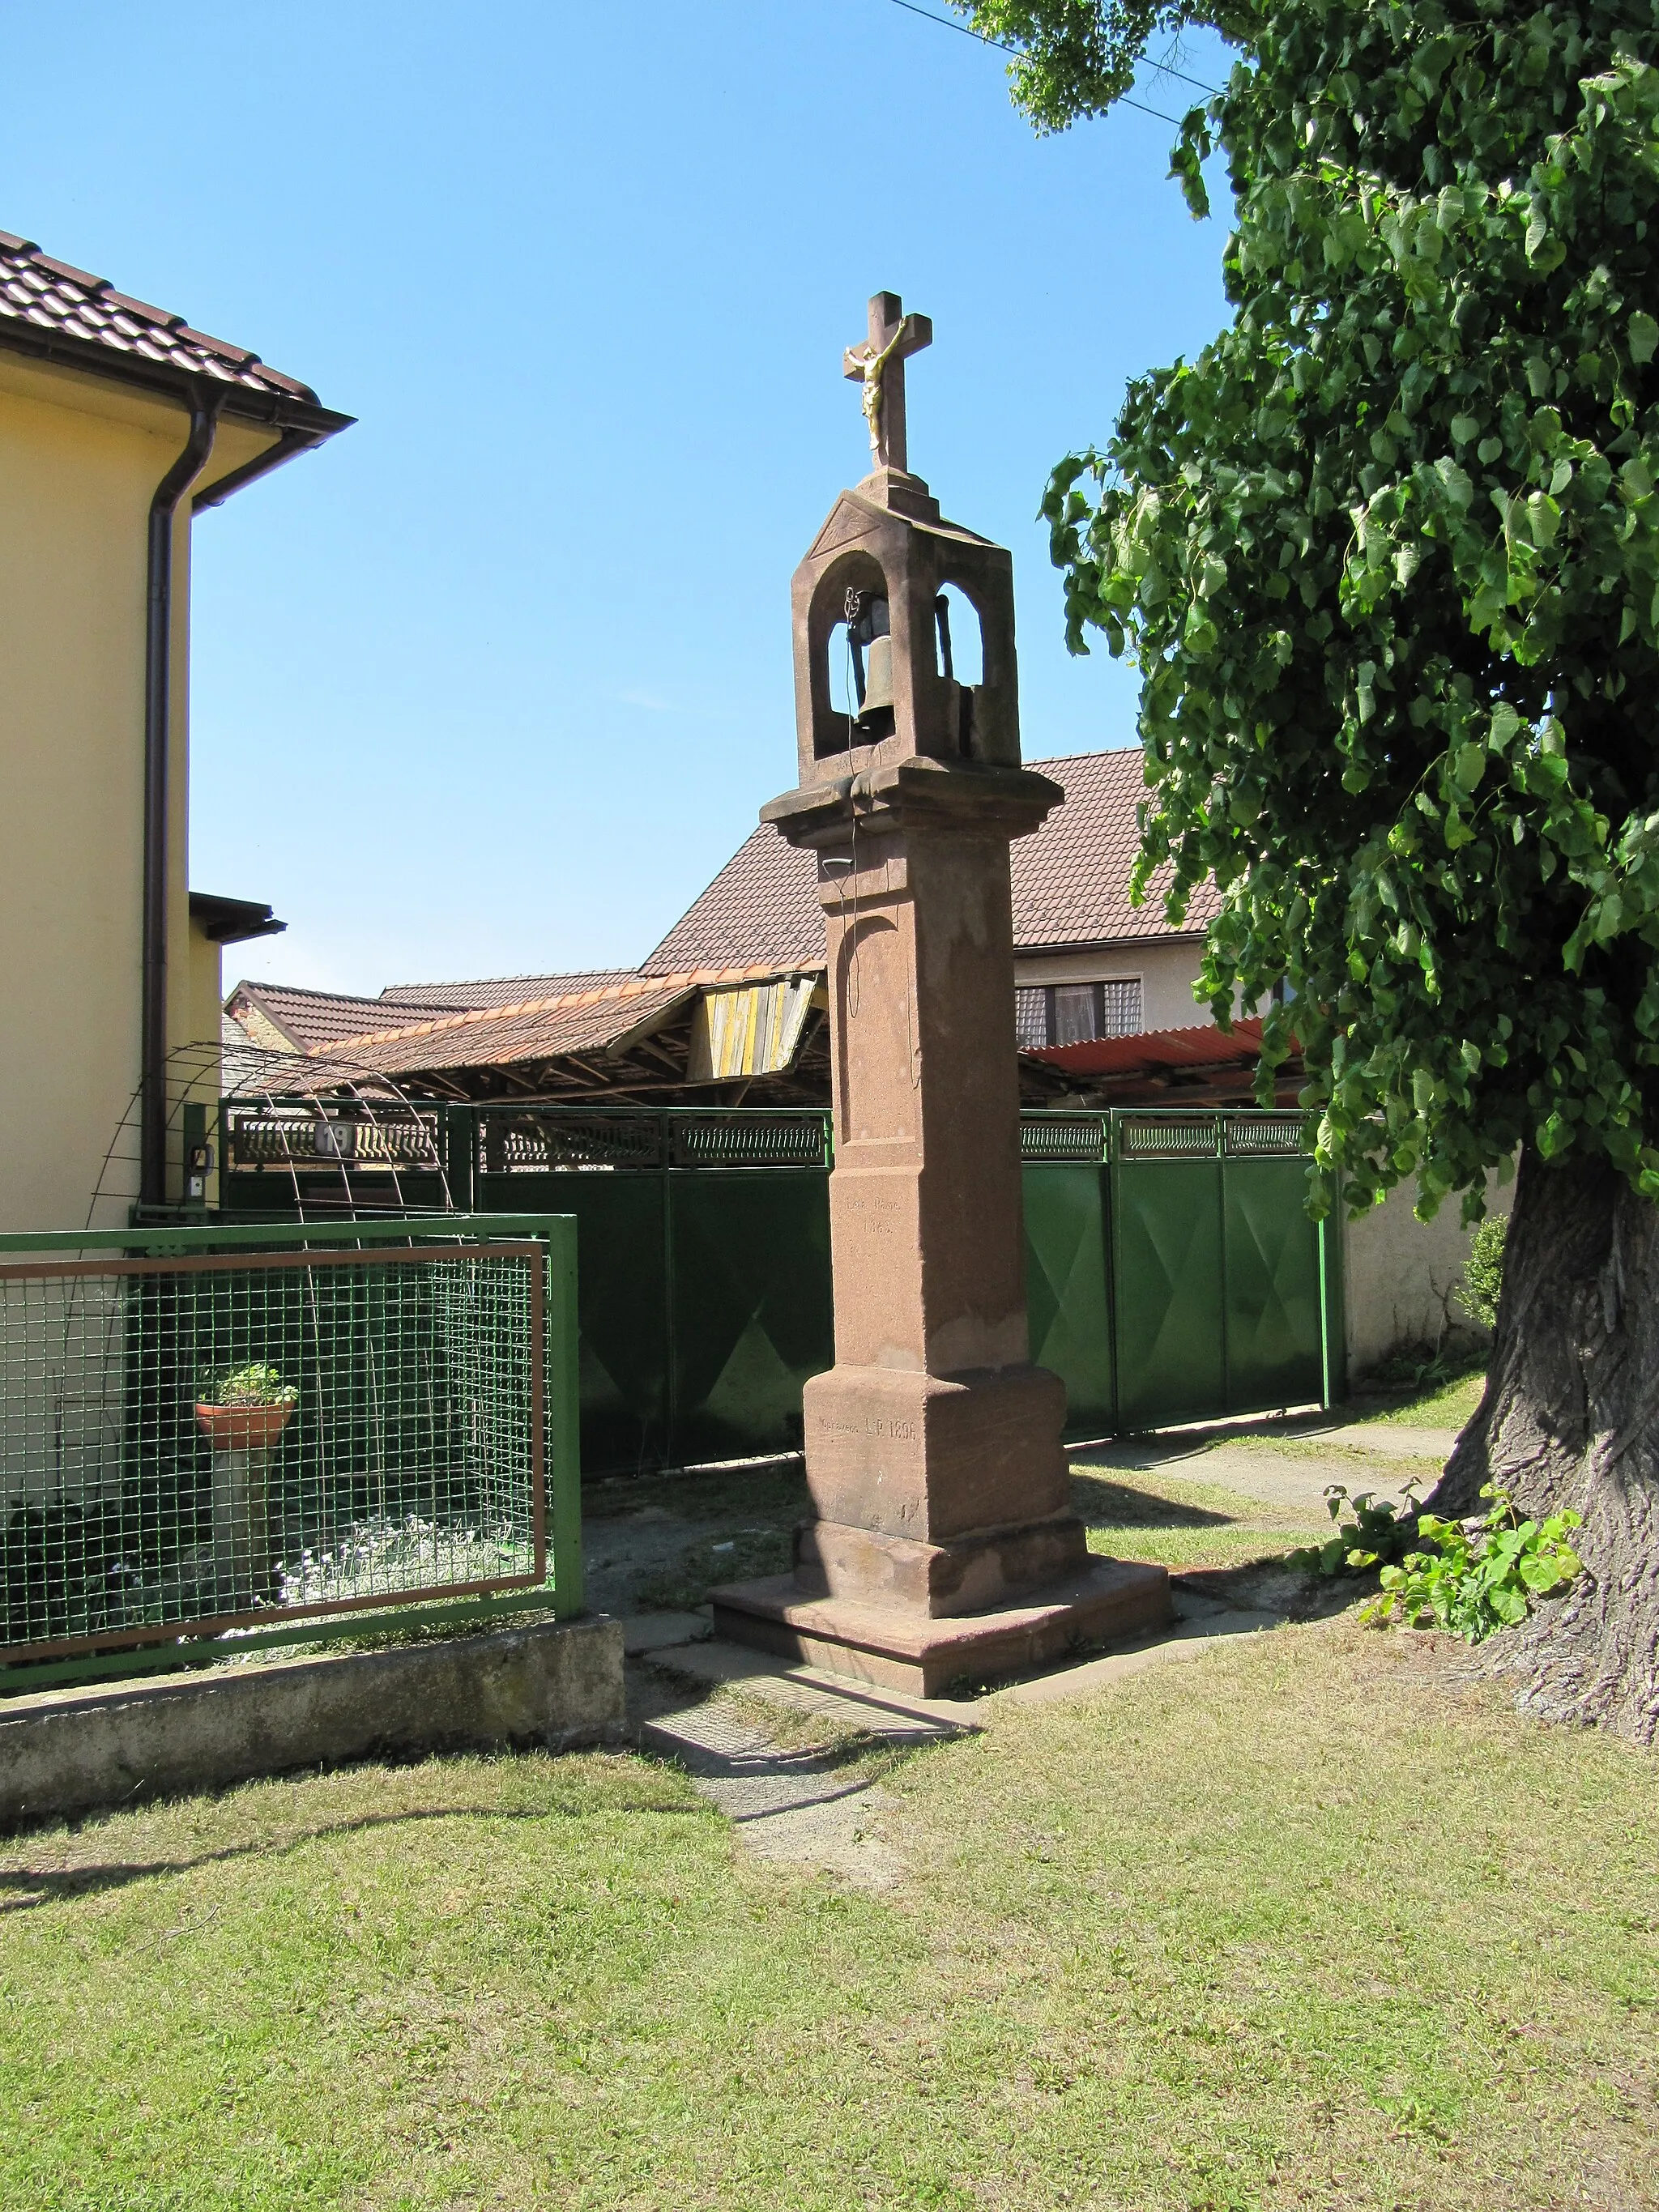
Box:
(712, 393, 1171, 1689)
(711, 1562, 1171, 1699)
(711, 763, 1170, 1686)
(208, 1444, 274, 1608)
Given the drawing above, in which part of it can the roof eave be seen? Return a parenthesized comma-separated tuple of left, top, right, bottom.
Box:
(189, 891, 287, 944)
(0, 318, 353, 501)
(1013, 928, 1210, 958)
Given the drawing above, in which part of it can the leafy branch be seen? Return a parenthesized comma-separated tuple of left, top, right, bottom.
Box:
(1362, 1483, 1583, 1642)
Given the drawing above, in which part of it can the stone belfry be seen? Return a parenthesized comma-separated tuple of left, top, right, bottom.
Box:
(713, 294, 1170, 1694)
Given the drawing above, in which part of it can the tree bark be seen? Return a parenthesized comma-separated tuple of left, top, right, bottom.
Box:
(1431, 1145, 1659, 1741)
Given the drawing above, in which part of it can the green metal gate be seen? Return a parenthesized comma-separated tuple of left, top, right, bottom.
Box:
(222, 1102, 1337, 1469)
(1021, 1109, 1340, 1438)
(224, 1107, 835, 1477)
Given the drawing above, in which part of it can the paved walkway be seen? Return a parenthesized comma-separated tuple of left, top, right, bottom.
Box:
(625, 1405, 1468, 1882)
(639, 1698, 907, 1888)
(632, 1583, 1296, 1885)
(1077, 1416, 1458, 1517)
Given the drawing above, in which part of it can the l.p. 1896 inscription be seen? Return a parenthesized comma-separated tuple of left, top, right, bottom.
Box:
(821, 1416, 918, 1441)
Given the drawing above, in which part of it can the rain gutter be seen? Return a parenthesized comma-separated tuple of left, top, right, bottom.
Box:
(140, 382, 226, 1206)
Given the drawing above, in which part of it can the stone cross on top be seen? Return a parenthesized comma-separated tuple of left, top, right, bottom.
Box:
(843, 290, 932, 478)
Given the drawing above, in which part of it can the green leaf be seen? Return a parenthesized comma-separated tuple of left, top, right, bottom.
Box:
(996, 0, 1659, 1253)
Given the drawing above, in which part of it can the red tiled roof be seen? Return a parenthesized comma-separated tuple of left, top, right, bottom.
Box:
(643, 823, 822, 975)
(1011, 750, 1222, 949)
(227, 982, 460, 1055)
(307, 964, 806, 1080)
(641, 749, 1220, 974)
(377, 968, 638, 1011)
(0, 232, 324, 405)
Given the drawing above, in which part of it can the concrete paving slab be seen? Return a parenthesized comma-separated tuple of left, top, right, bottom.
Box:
(645, 1639, 978, 1738)
(1320, 1422, 1461, 1460)
(640, 1701, 902, 1888)
(989, 1604, 1284, 1709)
(619, 1611, 707, 1656)
(1078, 1437, 1433, 1516)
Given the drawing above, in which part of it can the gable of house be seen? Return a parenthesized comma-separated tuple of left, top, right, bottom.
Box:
(0, 231, 347, 1231)
(642, 750, 1219, 974)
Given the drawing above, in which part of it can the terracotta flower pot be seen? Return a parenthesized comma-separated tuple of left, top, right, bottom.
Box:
(193, 1400, 296, 1452)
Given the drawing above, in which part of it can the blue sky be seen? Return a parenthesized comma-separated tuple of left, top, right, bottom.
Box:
(3, 2, 1229, 995)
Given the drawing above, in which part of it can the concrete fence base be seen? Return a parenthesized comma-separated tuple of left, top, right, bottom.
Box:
(0, 1614, 625, 1831)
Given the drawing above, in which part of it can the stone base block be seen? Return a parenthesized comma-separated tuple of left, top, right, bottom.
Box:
(710, 1558, 1172, 1698)
(801, 1362, 1071, 1545)
(794, 1511, 1089, 1616)
(0, 1614, 625, 1833)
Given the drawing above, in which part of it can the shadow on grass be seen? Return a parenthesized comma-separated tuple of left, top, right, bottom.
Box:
(1070, 1472, 1240, 1531)
(0, 1776, 709, 1913)
(585, 1460, 812, 1526)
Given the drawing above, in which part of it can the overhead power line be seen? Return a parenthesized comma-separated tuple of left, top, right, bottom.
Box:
(881, 0, 1220, 125)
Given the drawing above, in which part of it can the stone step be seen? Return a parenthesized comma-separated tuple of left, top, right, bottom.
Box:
(643, 1637, 979, 1738)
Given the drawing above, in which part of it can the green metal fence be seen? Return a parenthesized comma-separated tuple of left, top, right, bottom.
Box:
(219, 1102, 1338, 1471)
(1023, 1110, 1341, 1437)
(0, 1215, 581, 1684)
(224, 1109, 835, 1477)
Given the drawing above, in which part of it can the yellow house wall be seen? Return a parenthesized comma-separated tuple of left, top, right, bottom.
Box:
(186, 921, 224, 1072)
(0, 353, 275, 1233)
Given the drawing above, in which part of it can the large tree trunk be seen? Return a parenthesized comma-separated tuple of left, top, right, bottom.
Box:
(1431, 1145, 1659, 1741)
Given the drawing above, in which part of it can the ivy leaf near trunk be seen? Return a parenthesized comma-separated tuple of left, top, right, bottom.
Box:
(966, 0, 1659, 1737)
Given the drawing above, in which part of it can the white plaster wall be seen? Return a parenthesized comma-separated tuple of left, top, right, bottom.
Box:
(1342, 1168, 1514, 1376)
(1014, 937, 1211, 1031)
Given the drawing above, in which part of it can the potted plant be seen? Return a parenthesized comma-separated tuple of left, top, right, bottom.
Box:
(193, 1362, 299, 1453)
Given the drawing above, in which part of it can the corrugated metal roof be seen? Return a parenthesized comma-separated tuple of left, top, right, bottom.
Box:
(1027, 1017, 1265, 1079)
(307, 965, 810, 1080)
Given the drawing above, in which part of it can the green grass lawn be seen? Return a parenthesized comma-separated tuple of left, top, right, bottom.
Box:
(1071, 1465, 1328, 1574)
(1348, 1360, 1489, 1434)
(2, 1620, 1651, 2211)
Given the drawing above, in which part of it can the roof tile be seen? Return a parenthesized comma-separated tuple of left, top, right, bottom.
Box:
(102, 289, 179, 326)
(641, 749, 1220, 974)
(377, 967, 640, 1011)
(0, 234, 322, 404)
(305, 966, 797, 1081)
(32, 254, 103, 287)
(227, 982, 460, 1055)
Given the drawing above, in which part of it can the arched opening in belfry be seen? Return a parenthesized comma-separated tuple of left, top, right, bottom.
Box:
(933, 582, 985, 757)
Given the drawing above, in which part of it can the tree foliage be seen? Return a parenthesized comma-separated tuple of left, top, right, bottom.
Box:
(966, 0, 1659, 1220)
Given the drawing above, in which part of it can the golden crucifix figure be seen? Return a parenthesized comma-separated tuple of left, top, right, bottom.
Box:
(842, 292, 933, 475)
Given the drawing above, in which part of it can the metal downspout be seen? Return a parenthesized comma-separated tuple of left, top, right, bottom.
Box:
(141, 381, 224, 1208)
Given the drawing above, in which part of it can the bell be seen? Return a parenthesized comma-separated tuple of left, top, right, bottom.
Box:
(857, 632, 894, 721)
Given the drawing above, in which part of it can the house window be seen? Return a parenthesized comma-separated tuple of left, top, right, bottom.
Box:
(1015, 978, 1144, 1050)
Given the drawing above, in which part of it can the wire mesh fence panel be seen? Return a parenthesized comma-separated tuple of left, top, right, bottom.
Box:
(0, 1243, 545, 1661)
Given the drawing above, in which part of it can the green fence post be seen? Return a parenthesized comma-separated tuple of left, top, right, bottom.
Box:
(1318, 1198, 1348, 1410)
(441, 1106, 477, 1213)
(545, 1216, 584, 1617)
(1213, 1112, 1231, 1415)
(660, 1110, 677, 1471)
(1107, 1111, 1121, 1436)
